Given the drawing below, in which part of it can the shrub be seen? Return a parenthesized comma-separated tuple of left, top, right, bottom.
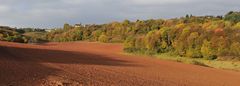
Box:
(188, 60, 209, 67)
(98, 34, 109, 43)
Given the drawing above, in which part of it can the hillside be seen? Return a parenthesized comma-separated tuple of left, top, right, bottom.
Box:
(0, 26, 27, 43)
(0, 26, 47, 43)
(0, 41, 240, 86)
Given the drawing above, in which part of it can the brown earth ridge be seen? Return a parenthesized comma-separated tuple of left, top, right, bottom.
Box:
(0, 41, 240, 86)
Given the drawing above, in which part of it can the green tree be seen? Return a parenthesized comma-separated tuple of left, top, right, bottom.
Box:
(201, 40, 217, 60)
(98, 34, 108, 43)
(230, 42, 240, 56)
(63, 23, 72, 30)
(0, 33, 3, 40)
(224, 11, 240, 23)
(144, 30, 158, 50)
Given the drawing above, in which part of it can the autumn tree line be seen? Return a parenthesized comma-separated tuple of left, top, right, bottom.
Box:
(46, 11, 240, 60)
(2, 11, 240, 60)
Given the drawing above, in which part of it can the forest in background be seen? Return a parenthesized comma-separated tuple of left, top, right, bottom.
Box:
(0, 27, 46, 43)
(1, 11, 240, 61)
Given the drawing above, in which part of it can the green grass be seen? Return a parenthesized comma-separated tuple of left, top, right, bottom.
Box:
(156, 53, 240, 71)
(123, 52, 240, 71)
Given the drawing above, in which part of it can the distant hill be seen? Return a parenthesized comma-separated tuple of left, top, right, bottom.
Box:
(0, 26, 48, 43)
(0, 26, 27, 43)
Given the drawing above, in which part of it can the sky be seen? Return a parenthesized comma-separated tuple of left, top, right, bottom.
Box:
(0, 0, 239, 28)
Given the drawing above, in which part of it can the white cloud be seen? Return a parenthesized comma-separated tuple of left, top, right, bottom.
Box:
(60, 0, 86, 5)
(0, 5, 10, 12)
(0, 0, 239, 28)
(129, 0, 192, 5)
(59, 0, 103, 5)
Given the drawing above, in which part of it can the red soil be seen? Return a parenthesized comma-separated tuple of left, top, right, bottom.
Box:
(0, 41, 240, 86)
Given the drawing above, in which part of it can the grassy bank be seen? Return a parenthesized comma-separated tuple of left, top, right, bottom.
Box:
(124, 53, 240, 71)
